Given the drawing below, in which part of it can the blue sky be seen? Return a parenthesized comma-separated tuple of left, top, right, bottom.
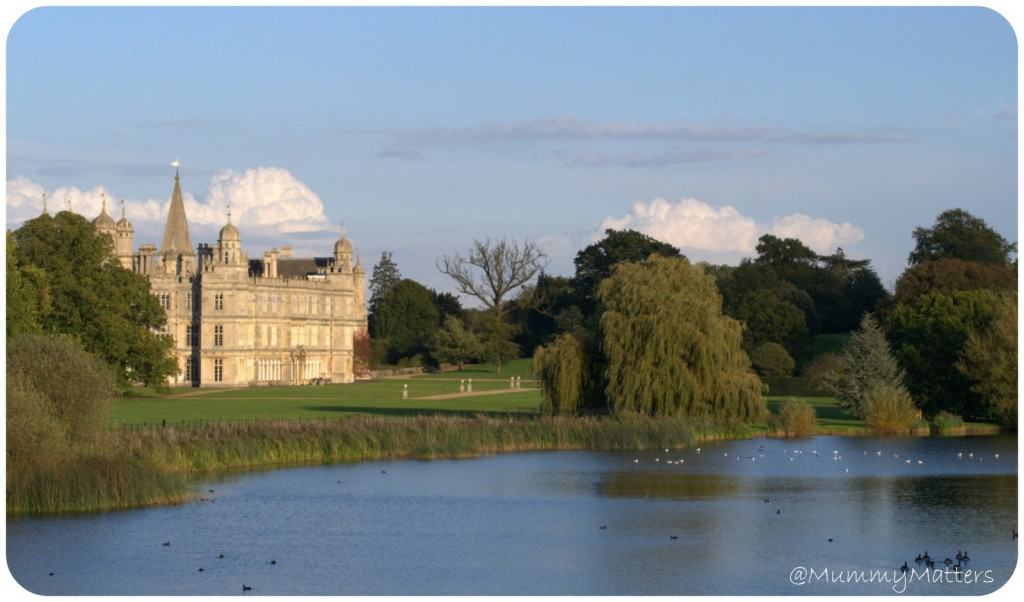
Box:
(5, 6, 1018, 294)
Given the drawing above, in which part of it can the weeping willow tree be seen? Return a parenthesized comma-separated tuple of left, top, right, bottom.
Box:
(532, 333, 585, 415)
(598, 255, 766, 422)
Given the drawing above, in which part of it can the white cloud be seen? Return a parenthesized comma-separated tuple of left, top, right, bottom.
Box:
(183, 167, 330, 233)
(766, 213, 865, 252)
(5, 167, 331, 236)
(601, 197, 864, 256)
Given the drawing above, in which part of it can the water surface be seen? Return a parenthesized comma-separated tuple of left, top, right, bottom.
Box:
(7, 435, 1018, 595)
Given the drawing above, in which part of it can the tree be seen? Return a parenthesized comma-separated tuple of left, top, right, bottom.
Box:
(891, 258, 1017, 306)
(755, 234, 818, 272)
(822, 314, 906, 417)
(430, 316, 481, 370)
(751, 236, 888, 334)
(908, 208, 1016, 265)
(884, 290, 1001, 419)
(6, 231, 49, 338)
(956, 294, 1017, 426)
(510, 273, 582, 354)
(438, 237, 547, 373)
(730, 288, 810, 351)
(430, 289, 464, 324)
(372, 279, 440, 364)
(573, 229, 681, 316)
(479, 310, 521, 373)
(368, 251, 402, 338)
(533, 333, 585, 416)
(12, 212, 176, 387)
(597, 255, 765, 421)
(751, 342, 796, 377)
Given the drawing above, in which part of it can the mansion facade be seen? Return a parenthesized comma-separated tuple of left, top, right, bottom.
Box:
(92, 169, 367, 387)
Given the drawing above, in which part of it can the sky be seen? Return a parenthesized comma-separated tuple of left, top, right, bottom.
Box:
(4, 6, 1018, 296)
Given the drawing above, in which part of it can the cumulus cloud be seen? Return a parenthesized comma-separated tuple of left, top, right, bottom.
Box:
(601, 197, 864, 256)
(5, 167, 332, 235)
(766, 213, 865, 252)
(183, 167, 330, 233)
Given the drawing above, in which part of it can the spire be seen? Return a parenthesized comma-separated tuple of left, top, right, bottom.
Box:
(41, 192, 47, 215)
(121, 199, 126, 220)
(159, 164, 194, 256)
(227, 201, 232, 225)
(101, 192, 107, 213)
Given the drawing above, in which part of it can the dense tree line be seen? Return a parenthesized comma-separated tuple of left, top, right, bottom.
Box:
(359, 209, 1016, 427)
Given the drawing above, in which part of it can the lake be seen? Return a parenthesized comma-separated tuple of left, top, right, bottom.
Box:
(6, 435, 1018, 595)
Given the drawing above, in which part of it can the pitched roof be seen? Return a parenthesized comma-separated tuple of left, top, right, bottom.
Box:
(248, 257, 333, 279)
(159, 171, 194, 256)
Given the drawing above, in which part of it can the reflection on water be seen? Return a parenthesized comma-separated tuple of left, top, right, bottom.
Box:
(6, 435, 1018, 595)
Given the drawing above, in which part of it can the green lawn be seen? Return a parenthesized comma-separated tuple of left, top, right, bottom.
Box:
(114, 361, 542, 425)
(114, 358, 867, 432)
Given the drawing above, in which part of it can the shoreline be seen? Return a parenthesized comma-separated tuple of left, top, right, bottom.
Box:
(6, 413, 1009, 517)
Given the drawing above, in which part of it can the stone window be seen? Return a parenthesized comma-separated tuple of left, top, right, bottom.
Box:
(214, 292, 224, 310)
(184, 355, 193, 381)
(186, 324, 196, 346)
(185, 292, 193, 311)
(214, 358, 223, 382)
(159, 292, 171, 310)
(214, 324, 224, 347)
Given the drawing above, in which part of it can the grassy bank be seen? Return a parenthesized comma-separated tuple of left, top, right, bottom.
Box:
(7, 413, 749, 516)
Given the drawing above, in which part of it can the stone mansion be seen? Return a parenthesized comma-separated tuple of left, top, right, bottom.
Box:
(91, 169, 367, 387)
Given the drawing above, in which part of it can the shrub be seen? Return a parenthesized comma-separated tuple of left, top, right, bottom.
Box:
(862, 385, 918, 434)
(776, 398, 817, 437)
(931, 411, 964, 435)
(751, 342, 796, 377)
(7, 334, 115, 450)
(6, 369, 69, 467)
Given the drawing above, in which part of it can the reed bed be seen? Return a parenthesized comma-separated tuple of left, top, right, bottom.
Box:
(9, 414, 751, 515)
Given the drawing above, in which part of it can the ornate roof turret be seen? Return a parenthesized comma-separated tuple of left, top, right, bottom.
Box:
(219, 204, 240, 242)
(353, 254, 365, 274)
(116, 199, 133, 230)
(334, 221, 352, 254)
(159, 162, 195, 257)
(93, 193, 116, 230)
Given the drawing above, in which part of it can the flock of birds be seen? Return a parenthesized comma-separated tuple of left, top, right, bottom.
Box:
(625, 442, 1014, 570)
(630, 444, 1003, 475)
(900, 549, 974, 574)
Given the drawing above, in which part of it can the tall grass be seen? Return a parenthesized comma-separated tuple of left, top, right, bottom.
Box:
(9, 414, 752, 515)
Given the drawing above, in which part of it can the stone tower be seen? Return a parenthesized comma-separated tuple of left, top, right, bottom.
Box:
(114, 200, 134, 269)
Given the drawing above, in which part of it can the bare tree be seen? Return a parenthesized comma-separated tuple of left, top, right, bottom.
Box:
(437, 238, 548, 319)
(438, 238, 548, 374)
